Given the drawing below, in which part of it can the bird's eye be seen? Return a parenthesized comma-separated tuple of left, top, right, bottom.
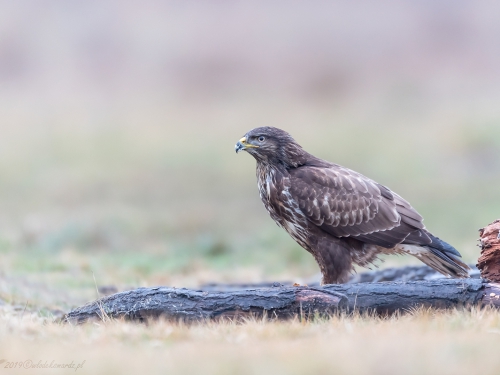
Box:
(258, 136, 265, 142)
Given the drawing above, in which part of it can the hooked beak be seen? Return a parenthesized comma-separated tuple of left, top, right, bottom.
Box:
(235, 137, 259, 153)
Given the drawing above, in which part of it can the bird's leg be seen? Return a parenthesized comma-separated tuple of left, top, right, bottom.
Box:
(312, 236, 353, 285)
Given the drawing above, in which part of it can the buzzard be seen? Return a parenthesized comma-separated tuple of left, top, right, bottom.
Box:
(235, 127, 469, 284)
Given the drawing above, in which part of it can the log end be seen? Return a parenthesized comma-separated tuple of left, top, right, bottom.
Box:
(477, 219, 500, 282)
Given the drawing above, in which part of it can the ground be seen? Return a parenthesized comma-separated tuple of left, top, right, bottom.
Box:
(2, 305, 500, 375)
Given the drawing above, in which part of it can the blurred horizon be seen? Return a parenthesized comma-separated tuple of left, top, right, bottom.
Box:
(1, 1, 500, 307)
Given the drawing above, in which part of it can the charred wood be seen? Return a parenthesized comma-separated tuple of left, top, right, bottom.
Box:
(65, 279, 500, 324)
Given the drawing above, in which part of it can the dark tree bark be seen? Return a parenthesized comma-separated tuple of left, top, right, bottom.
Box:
(64, 286, 348, 324)
(65, 279, 500, 324)
(323, 279, 499, 315)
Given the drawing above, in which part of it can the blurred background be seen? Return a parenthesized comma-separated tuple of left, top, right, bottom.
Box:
(1, 1, 499, 312)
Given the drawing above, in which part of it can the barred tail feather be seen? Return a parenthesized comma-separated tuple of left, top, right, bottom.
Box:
(396, 244, 470, 278)
(421, 247, 470, 278)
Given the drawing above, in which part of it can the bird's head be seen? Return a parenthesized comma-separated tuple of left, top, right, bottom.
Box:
(235, 127, 307, 167)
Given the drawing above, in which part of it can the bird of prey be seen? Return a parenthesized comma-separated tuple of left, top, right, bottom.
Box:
(235, 127, 469, 284)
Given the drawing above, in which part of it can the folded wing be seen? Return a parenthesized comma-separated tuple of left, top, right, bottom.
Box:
(288, 164, 431, 248)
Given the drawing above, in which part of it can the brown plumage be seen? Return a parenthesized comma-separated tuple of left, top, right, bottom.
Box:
(235, 127, 470, 284)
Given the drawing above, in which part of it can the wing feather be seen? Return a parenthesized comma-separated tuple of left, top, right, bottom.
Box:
(289, 164, 425, 248)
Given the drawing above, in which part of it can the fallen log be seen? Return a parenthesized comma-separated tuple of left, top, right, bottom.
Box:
(64, 279, 500, 324)
(64, 286, 348, 324)
(64, 219, 500, 323)
(324, 279, 500, 315)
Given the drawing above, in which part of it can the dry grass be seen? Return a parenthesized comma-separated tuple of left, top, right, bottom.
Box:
(1, 305, 500, 375)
